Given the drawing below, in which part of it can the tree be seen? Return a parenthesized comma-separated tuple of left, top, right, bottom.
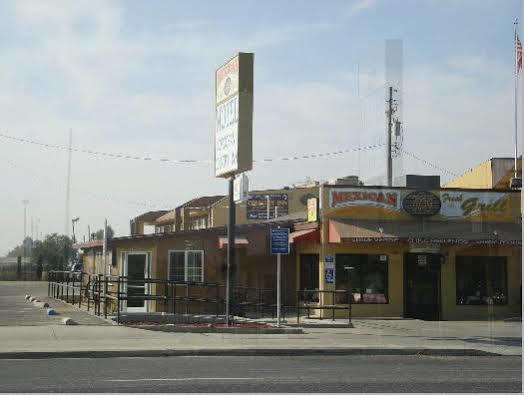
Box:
(92, 225, 114, 241)
(31, 234, 76, 271)
(7, 237, 33, 257)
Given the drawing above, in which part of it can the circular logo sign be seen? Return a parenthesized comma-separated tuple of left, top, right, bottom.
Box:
(223, 77, 232, 96)
(402, 191, 441, 216)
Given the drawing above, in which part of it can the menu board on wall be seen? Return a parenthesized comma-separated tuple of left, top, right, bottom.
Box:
(247, 194, 289, 219)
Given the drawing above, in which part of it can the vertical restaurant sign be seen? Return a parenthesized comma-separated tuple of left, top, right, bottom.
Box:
(329, 188, 400, 210)
(439, 191, 509, 217)
(307, 197, 318, 222)
(215, 53, 254, 178)
(247, 194, 289, 219)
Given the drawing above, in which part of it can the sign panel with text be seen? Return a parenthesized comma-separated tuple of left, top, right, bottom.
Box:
(270, 228, 290, 255)
(215, 53, 254, 178)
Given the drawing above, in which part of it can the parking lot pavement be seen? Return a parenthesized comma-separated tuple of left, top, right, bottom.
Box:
(0, 281, 109, 326)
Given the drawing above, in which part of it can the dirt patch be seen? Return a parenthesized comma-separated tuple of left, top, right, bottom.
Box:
(124, 321, 274, 329)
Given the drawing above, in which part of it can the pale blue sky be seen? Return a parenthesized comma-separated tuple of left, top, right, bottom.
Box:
(0, 0, 521, 253)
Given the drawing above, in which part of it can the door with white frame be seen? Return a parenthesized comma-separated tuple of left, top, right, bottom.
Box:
(121, 251, 151, 312)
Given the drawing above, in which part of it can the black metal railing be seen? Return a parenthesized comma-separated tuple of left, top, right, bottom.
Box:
(48, 271, 290, 324)
(296, 289, 352, 326)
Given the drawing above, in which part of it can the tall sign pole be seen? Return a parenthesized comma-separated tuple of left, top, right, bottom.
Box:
(215, 53, 254, 326)
(226, 177, 235, 323)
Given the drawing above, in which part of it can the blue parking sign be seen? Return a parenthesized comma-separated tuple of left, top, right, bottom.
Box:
(325, 267, 334, 284)
(270, 228, 290, 255)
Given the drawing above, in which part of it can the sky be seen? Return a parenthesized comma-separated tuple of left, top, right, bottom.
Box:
(0, 0, 521, 254)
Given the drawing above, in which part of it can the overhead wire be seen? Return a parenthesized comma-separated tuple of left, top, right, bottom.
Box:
(400, 148, 460, 178)
(2, 157, 170, 210)
(0, 131, 387, 165)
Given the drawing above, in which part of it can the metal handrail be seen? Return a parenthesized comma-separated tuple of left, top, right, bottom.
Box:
(296, 289, 352, 326)
(48, 271, 283, 324)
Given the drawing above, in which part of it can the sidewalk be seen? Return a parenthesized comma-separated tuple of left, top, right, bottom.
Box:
(0, 318, 520, 358)
(0, 281, 521, 358)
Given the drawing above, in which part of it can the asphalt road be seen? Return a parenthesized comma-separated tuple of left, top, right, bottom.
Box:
(0, 355, 521, 393)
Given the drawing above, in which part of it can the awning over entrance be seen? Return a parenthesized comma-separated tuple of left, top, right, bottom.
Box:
(218, 236, 249, 249)
(289, 229, 320, 244)
(328, 218, 521, 245)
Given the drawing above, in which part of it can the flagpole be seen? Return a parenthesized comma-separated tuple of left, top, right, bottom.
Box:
(514, 18, 519, 179)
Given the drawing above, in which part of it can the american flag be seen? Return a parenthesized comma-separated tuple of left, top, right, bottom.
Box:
(517, 32, 522, 73)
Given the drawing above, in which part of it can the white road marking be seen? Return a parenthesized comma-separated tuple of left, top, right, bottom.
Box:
(105, 377, 294, 382)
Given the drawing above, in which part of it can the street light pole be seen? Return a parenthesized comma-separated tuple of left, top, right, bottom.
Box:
(22, 200, 29, 259)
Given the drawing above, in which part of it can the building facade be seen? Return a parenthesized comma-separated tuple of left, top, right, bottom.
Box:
(295, 185, 521, 320)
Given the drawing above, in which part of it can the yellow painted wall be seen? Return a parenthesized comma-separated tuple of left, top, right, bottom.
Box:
(444, 159, 493, 189)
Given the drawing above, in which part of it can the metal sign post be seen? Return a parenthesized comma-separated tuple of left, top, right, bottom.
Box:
(270, 227, 290, 327)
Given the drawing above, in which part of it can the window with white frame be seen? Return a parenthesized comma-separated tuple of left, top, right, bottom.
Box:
(168, 250, 204, 282)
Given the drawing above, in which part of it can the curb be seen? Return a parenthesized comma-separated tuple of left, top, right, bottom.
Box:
(127, 324, 303, 334)
(0, 347, 504, 360)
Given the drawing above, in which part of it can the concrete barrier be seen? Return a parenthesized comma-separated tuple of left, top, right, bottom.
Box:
(61, 317, 76, 325)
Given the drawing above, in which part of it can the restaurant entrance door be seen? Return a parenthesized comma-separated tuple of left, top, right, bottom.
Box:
(404, 253, 442, 320)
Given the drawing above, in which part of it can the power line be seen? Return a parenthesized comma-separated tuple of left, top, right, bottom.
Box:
(3, 158, 170, 210)
(400, 148, 460, 178)
(0, 132, 386, 164)
(0, 132, 210, 164)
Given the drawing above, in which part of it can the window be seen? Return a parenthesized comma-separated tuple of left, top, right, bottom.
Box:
(168, 250, 204, 282)
(335, 254, 388, 304)
(190, 217, 207, 230)
(456, 256, 507, 305)
(169, 251, 185, 281)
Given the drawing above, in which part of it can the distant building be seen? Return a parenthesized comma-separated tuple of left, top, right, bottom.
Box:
(444, 157, 522, 190)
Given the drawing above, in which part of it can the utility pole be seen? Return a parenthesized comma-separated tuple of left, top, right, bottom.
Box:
(387, 86, 395, 187)
(22, 200, 29, 258)
(65, 129, 72, 237)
